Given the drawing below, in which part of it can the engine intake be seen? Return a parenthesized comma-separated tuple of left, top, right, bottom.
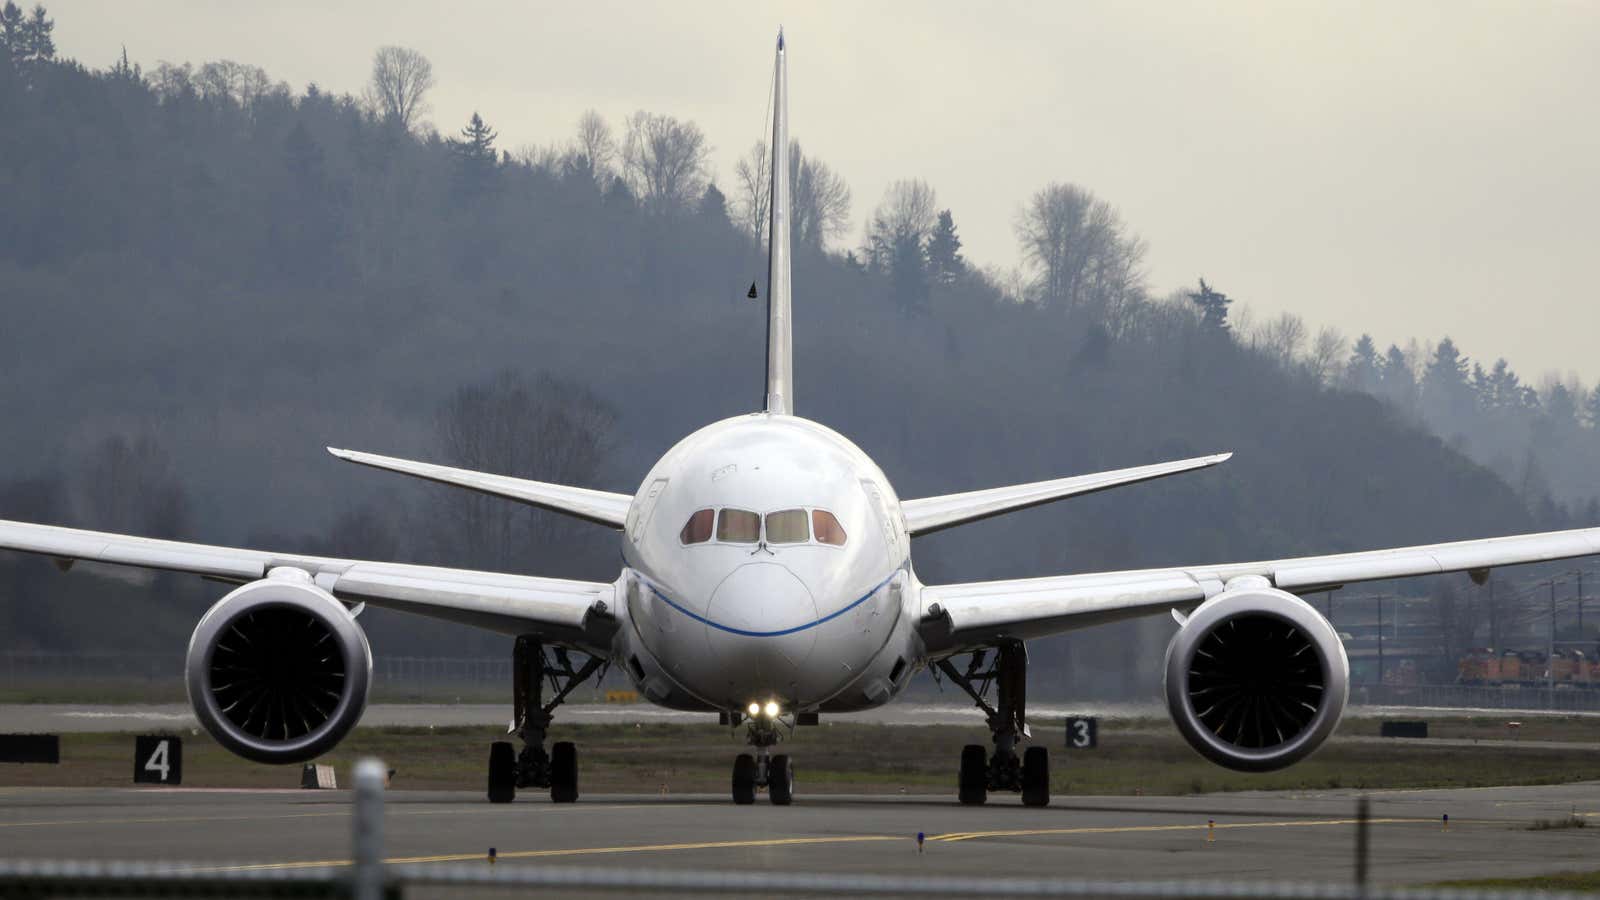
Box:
(1164, 586, 1348, 772)
(186, 571, 371, 764)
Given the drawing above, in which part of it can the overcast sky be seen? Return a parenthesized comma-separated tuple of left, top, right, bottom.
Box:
(48, 1, 1600, 383)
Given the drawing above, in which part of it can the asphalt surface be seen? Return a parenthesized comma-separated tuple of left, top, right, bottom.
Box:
(10, 701, 1599, 734)
(1, 702, 1166, 733)
(3, 782, 1599, 886)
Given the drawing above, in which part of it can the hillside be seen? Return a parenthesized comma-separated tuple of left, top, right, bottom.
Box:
(0, 11, 1575, 694)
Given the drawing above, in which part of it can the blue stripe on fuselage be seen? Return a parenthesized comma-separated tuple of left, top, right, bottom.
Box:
(644, 570, 898, 638)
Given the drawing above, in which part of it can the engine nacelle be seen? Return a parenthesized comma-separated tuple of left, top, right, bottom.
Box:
(1163, 585, 1348, 772)
(186, 570, 371, 764)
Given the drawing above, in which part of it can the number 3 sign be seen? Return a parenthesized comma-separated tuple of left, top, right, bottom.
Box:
(1065, 716, 1098, 749)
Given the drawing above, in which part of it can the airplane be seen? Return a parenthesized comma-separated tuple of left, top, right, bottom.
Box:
(5, 31, 1600, 808)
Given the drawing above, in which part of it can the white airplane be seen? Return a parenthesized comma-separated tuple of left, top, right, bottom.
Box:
(5, 32, 1600, 808)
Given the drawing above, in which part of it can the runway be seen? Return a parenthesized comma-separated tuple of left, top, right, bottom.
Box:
(3, 782, 1599, 885)
(10, 700, 1593, 734)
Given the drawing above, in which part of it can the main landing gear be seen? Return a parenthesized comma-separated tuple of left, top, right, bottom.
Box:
(487, 636, 605, 804)
(731, 712, 794, 805)
(937, 640, 1050, 808)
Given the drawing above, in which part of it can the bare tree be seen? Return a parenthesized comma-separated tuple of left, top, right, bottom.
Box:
(732, 141, 770, 243)
(196, 60, 281, 114)
(791, 141, 851, 250)
(620, 111, 710, 214)
(571, 110, 616, 184)
(72, 434, 189, 539)
(734, 139, 851, 250)
(364, 46, 434, 132)
(1307, 326, 1348, 385)
(1260, 312, 1308, 367)
(1013, 182, 1145, 322)
(864, 178, 937, 269)
(429, 371, 616, 571)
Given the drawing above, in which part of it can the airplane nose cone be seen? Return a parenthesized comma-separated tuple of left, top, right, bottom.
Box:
(704, 562, 819, 692)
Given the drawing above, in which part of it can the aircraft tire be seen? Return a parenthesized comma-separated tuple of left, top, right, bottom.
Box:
(550, 741, 578, 803)
(487, 741, 516, 804)
(958, 744, 987, 805)
(1021, 746, 1050, 808)
(732, 753, 757, 805)
(769, 754, 794, 805)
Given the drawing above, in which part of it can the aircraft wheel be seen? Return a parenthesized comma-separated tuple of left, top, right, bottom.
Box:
(1021, 745, 1050, 808)
(958, 744, 987, 805)
(550, 741, 578, 803)
(732, 753, 757, 805)
(488, 741, 516, 804)
(769, 754, 794, 806)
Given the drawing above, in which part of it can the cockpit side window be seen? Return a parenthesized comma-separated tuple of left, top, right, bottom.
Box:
(812, 510, 848, 546)
(716, 508, 760, 543)
(765, 509, 809, 544)
(679, 508, 714, 544)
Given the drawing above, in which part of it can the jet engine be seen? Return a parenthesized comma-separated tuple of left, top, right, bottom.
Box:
(185, 570, 371, 764)
(1163, 584, 1348, 772)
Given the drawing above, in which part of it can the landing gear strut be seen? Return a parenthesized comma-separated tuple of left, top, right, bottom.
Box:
(487, 635, 605, 804)
(731, 713, 794, 806)
(937, 640, 1049, 807)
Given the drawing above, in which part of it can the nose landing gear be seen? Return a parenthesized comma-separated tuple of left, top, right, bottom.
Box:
(487, 635, 605, 804)
(730, 712, 795, 805)
(938, 640, 1050, 808)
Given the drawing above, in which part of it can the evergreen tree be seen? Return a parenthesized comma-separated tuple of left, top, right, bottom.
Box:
(450, 111, 498, 197)
(1421, 336, 1473, 423)
(1379, 344, 1417, 411)
(697, 182, 727, 223)
(925, 208, 964, 285)
(889, 229, 929, 316)
(19, 3, 50, 68)
(1188, 278, 1231, 333)
(108, 44, 139, 83)
(1544, 382, 1578, 429)
(1584, 386, 1600, 429)
(0, 2, 22, 61)
(1345, 333, 1379, 391)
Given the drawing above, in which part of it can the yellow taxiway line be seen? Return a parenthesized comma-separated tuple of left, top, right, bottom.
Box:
(190, 815, 1448, 873)
(930, 817, 1434, 843)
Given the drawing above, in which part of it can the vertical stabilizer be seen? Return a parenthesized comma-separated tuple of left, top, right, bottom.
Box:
(764, 30, 793, 415)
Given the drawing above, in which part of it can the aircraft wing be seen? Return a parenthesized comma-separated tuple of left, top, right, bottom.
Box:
(900, 453, 1231, 535)
(0, 517, 617, 650)
(327, 447, 632, 529)
(919, 525, 1600, 652)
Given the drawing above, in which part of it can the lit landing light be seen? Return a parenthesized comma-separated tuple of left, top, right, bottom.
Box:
(747, 702, 761, 717)
(763, 701, 780, 718)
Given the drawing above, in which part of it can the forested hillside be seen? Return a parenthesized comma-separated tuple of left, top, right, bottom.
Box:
(0, 6, 1590, 695)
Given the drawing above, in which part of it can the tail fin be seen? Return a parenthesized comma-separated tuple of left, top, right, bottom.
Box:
(764, 29, 793, 415)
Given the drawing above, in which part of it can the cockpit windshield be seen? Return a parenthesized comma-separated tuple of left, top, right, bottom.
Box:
(812, 510, 847, 546)
(716, 508, 761, 543)
(679, 507, 847, 547)
(679, 508, 714, 544)
(765, 509, 808, 544)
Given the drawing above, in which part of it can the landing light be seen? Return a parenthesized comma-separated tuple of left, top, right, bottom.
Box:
(747, 702, 761, 717)
(763, 701, 780, 718)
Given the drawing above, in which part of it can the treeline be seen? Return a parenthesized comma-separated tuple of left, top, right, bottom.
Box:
(0, 7, 1585, 693)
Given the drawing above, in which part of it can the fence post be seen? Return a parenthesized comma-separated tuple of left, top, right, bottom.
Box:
(352, 758, 386, 900)
(1354, 795, 1370, 897)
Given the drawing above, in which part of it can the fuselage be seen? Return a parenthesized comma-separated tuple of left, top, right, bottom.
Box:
(613, 413, 923, 715)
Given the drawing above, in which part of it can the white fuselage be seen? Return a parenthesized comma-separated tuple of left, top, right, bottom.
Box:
(613, 413, 923, 715)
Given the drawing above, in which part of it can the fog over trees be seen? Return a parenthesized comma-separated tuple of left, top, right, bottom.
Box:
(3, 9, 1597, 693)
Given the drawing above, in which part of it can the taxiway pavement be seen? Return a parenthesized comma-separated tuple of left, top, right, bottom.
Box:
(2, 782, 1598, 886)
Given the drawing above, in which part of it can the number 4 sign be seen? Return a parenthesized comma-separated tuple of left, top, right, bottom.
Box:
(134, 735, 182, 784)
(1065, 716, 1098, 749)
